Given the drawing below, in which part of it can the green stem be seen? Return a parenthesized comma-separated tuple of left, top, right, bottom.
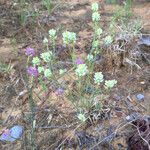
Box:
(28, 77, 36, 150)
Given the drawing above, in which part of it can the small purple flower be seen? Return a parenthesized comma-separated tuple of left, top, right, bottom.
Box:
(1, 129, 11, 138)
(75, 58, 84, 65)
(55, 88, 64, 96)
(27, 66, 39, 77)
(25, 47, 35, 57)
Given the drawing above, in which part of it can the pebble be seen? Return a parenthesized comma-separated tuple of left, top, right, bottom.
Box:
(126, 113, 141, 122)
(0, 125, 24, 142)
(136, 94, 144, 102)
(139, 36, 150, 46)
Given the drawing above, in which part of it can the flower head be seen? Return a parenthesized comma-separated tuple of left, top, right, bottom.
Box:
(92, 2, 99, 12)
(27, 66, 39, 77)
(49, 29, 57, 39)
(105, 79, 117, 89)
(92, 12, 100, 22)
(40, 51, 52, 62)
(43, 37, 48, 44)
(44, 69, 52, 78)
(55, 88, 64, 95)
(75, 64, 88, 77)
(59, 69, 67, 75)
(75, 58, 84, 65)
(38, 66, 44, 73)
(62, 31, 76, 44)
(77, 113, 86, 122)
(32, 57, 41, 66)
(104, 35, 113, 45)
(96, 28, 103, 36)
(94, 72, 104, 85)
(25, 47, 35, 57)
(92, 40, 99, 48)
(87, 54, 94, 61)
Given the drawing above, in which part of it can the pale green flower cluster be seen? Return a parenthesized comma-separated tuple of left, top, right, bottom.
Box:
(91, 3, 100, 22)
(59, 69, 67, 75)
(104, 35, 113, 45)
(49, 29, 57, 39)
(77, 113, 86, 122)
(75, 64, 88, 77)
(40, 51, 52, 62)
(38, 66, 52, 78)
(92, 2, 99, 12)
(32, 57, 41, 66)
(96, 28, 103, 36)
(62, 31, 76, 44)
(105, 79, 117, 89)
(92, 40, 99, 48)
(87, 54, 94, 61)
(38, 66, 44, 73)
(94, 72, 104, 85)
(92, 12, 100, 22)
(44, 69, 52, 78)
(43, 37, 48, 44)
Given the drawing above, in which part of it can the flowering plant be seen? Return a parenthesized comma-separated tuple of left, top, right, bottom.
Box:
(24, 3, 118, 125)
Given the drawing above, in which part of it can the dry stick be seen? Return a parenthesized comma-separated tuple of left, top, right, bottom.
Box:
(129, 122, 150, 150)
(3, 95, 21, 125)
(36, 123, 75, 129)
(47, 122, 84, 150)
(90, 115, 150, 150)
(2, 77, 22, 125)
(89, 119, 138, 150)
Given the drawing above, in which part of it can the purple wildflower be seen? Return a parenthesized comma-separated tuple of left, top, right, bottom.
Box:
(25, 47, 35, 57)
(55, 88, 64, 95)
(1, 129, 11, 138)
(27, 66, 39, 77)
(75, 58, 84, 65)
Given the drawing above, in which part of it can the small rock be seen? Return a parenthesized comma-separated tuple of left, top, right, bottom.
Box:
(0, 125, 24, 142)
(113, 94, 121, 101)
(136, 94, 144, 102)
(126, 113, 141, 122)
(126, 115, 131, 121)
(139, 36, 150, 46)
